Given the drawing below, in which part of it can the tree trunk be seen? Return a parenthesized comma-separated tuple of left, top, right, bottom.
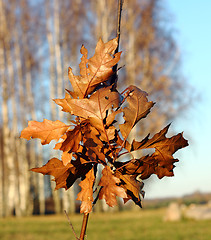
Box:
(125, 3, 138, 147)
(0, 0, 17, 217)
(54, 0, 64, 103)
(14, 23, 30, 217)
(20, 0, 45, 215)
(45, 0, 62, 214)
(0, 0, 4, 218)
(0, 128, 3, 217)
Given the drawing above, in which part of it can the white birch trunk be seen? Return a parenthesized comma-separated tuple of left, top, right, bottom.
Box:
(45, 0, 62, 214)
(20, 0, 45, 214)
(8, 37, 21, 217)
(125, 5, 138, 146)
(13, 16, 30, 216)
(0, 129, 3, 217)
(54, 0, 64, 104)
(54, 0, 66, 214)
(95, 0, 109, 42)
(0, 0, 17, 217)
(0, 1, 5, 217)
(46, 0, 57, 121)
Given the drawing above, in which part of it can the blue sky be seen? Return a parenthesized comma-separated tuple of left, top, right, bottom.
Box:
(145, 0, 211, 199)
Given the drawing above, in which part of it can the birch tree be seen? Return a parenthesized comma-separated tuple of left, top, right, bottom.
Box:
(0, 0, 17, 217)
(12, 2, 32, 216)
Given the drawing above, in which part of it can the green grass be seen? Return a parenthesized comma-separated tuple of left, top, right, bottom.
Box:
(0, 208, 211, 240)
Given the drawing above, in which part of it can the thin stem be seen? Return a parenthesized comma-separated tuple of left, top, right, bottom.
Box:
(64, 210, 79, 240)
(117, 149, 135, 159)
(115, 158, 136, 172)
(93, 186, 103, 206)
(111, 0, 124, 86)
(115, 0, 124, 55)
(79, 213, 89, 240)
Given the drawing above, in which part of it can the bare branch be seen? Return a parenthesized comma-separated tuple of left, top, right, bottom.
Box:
(64, 210, 79, 240)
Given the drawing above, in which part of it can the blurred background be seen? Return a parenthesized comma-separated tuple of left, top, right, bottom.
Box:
(0, 0, 210, 218)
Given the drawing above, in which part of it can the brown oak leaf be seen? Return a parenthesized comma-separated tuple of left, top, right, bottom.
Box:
(54, 125, 82, 153)
(31, 158, 92, 190)
(31, 158, 74, 190)
(116, 125, 188, 179)
(68, 38, 121, 98)
(119, 86, 155, 139)
(20, 119, 69, 145)
(98, 166, 127, 207)
(53, 92, 72, 113)
(132, 124, 188, 178)
(67, 87, 121, 137)
(132, 124, 188, 154)
(115, 156, 156, 181)
(115, 171, 144, 207)
(76, 168, 95, 214)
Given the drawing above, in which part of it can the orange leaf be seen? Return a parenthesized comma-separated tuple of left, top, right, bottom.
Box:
(53, 92, 72, 113)
(68, 86, 121, 135)
(76, 168, 95, 214)
(54, 126, 82, 152)
(61, 152, 72, 166)
(99, 166, 127, 207)
(31, 158, 74, 190)
(20, 119, 69, 145)
(68, 38, 121, 98)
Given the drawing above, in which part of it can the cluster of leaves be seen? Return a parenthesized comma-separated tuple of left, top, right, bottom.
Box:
(21, 38, 188, 214)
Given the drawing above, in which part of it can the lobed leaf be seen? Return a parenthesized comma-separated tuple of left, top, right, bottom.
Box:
(76, 168, 95, 214)
(119, 86, 155, 139)
(98, 166, 127, 207)
(68, 38, 121, 98)
(117, 125, 189, 180)
(20, 119, 69, 145)
(115, 171, 144, 207)
(54, 125, 82, 153)
(53, 92, 72, 113)
(67, 87, 122, 140)
(31, 158, 92, 190)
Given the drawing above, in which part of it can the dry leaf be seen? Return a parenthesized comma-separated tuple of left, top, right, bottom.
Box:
(76, 168, 95, 214)
(61, 152, 72, 166)
(99, 166, 127, 207)
(69, 38, 121, 98)
(119, 86, 154, 139)
(54, 125, 82, 152)
(20, 119, 69, 145)
(31, 158, 92, 190)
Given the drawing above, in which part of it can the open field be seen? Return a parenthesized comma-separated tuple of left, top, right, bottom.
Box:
(0, 208, 211, 240)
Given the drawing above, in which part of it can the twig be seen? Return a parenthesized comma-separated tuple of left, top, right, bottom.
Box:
(79, 213, 89, 240)
(92, 186, 103, 206)
(111, 0, 124, 86)
(64, 210, 79, 240)
(115, 0, 124, 55)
